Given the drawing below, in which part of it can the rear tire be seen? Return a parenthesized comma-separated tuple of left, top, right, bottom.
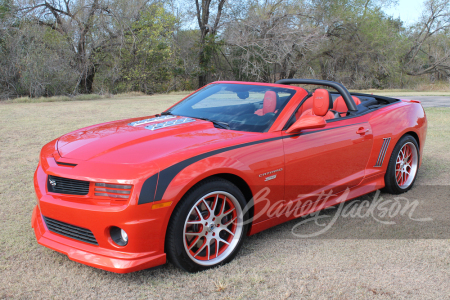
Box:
(382, 134, 420, 194)
(165, 178, 248, 272)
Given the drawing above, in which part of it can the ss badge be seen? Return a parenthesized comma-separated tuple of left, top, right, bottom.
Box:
(264, 175, 277, 181)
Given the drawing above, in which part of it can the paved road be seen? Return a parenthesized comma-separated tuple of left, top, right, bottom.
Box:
(392, 96, 450, 107)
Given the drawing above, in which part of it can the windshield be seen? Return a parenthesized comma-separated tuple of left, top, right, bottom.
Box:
(167, 84, 296, 132)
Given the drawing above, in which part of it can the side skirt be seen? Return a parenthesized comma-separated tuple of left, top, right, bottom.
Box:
(247, 174, 385, 236)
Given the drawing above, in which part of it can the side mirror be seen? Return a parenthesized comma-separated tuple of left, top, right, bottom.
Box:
(286, 115, 326, 133)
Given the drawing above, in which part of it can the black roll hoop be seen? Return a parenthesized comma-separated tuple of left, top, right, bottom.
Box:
(275, 79, 357, 112)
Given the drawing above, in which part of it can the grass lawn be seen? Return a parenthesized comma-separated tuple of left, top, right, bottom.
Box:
(0, 95, 449, 299)
(351, 90, 450, 97)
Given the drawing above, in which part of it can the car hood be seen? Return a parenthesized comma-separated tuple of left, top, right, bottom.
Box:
(56, 115, 253, 165)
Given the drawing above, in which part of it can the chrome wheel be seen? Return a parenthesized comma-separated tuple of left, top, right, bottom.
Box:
(183, 191, 243, 266)
(395, 142, 418, 189)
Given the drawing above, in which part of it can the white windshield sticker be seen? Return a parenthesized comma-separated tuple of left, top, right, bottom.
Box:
(145, 118, 196, 130)
(128, 115, 176, 127)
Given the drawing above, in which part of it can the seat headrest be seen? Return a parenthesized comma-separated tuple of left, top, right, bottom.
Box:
(263, 91, 277, 114)
(312, 89, 332, 117)
(333, 96, 361, 112)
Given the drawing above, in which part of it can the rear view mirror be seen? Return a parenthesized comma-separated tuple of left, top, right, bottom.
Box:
(286, 115, 326, 133)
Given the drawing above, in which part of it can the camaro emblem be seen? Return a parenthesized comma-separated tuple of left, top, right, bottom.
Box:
(259, 168, 283, 178)
(49, 179, 57, 187)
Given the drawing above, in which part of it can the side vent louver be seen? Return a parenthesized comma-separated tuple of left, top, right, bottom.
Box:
(374, 137, 391, 167)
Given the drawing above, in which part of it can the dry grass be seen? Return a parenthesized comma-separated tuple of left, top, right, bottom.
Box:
(3, 82, 450, 104)
(350, 89, 450, 97)
(415, 81, 450, 92)
(4, 94, 111, 103)
(3, 90, 193, 104)
(0, 96, 449, 299)
(351, 81, 450, 96)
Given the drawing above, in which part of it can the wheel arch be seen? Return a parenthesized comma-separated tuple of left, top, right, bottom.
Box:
(163, 172, 255, 254)
(389, 129, 422, 167)
(381, 130, 421, 194)
(403, 130, 420, 149)
(390, 103, 427, 164)
(213, 173, 255, 226)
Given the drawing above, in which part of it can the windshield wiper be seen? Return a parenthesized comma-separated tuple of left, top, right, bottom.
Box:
(160, 111, 173, 115)
(194, 117, 230, 129)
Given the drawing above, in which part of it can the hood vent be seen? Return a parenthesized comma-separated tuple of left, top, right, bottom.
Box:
(56, 161, 77, 167)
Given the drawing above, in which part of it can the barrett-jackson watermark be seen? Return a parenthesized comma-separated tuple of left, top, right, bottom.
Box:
(241, 187, 433, 238)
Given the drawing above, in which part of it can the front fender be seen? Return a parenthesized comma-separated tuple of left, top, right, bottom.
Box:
(161, 156, 253, 205)
(147, 135, 286, 240)
(148, 156, 253, 248)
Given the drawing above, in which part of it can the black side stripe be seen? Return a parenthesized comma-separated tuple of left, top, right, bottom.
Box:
(138, 173, 159, 205)
(138, 122, 366, 204)
(152, 136, 283, 203)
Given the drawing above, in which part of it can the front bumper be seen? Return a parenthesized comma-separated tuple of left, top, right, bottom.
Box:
(32, 206, 166, 273)
(32, 165, 170, 273)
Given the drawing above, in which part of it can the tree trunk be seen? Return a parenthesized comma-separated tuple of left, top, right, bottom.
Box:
(198, 48, 208, 88)
(195, 0, 226, 89)
(288, 69, 296, 78)
(79, 65, 96, 93)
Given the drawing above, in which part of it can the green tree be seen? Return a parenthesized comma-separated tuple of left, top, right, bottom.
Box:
(112, 4, 177, 94)
(306, 0, 405, 88)
(194, 0, 226, 88)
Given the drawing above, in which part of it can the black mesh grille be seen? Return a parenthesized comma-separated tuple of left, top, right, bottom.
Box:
(48, 175, 90, 196)
(43, 216, 98, 245)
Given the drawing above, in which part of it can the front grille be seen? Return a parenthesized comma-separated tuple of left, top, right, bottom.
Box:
(43, 216, 98, 245)
(48, 175, 90, 195)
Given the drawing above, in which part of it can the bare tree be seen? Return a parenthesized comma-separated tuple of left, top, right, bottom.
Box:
(194, 0, 226, 88)
(403, 0, 450, 77)
(19, 0, 153, 93)
(224, 0, 325, 82)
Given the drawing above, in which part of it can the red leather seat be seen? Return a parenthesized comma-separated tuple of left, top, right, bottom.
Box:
(255, 91, 277, 116)
(333, 95, 361, 116)
(299, 89, 335, 120)
(295, 95, 314, 119)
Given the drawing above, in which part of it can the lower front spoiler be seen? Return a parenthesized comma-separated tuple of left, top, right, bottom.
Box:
(31, 206, 166, 273)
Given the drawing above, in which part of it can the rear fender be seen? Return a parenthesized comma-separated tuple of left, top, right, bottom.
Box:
(392, 103, 427, 166)
(366, 102, 427, 178)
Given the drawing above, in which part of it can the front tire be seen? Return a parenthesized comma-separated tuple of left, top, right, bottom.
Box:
(382, 134, 420, 194)
(165, 178, 248, 272)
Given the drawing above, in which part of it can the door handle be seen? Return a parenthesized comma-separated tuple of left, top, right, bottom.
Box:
(356, 127, 369, 135)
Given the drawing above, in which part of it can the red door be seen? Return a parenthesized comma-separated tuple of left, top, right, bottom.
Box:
(282, 120, 373, 205)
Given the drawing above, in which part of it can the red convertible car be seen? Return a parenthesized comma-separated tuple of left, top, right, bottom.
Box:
(32, 79, 427, 273)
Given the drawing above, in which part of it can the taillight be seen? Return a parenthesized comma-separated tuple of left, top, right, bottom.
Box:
(94, 183, 132, 200)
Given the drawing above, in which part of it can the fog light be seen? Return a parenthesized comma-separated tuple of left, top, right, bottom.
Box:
(121, 229, 128, 242)
(110, 226, 128, 246)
